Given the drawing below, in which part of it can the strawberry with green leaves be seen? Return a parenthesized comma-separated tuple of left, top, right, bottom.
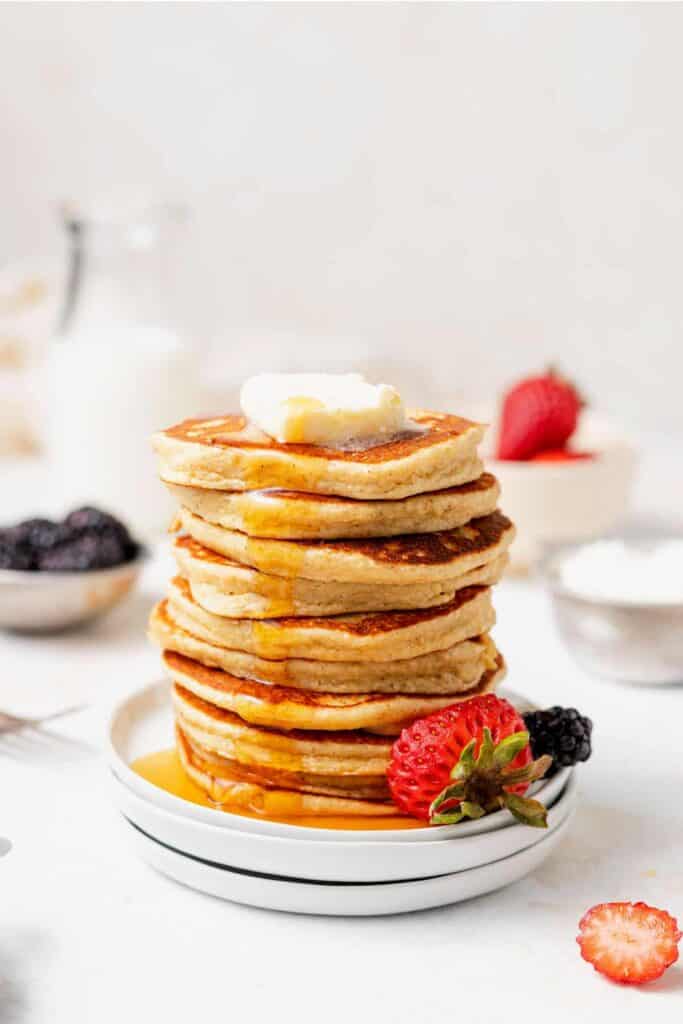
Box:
(387, 694, 552, 826)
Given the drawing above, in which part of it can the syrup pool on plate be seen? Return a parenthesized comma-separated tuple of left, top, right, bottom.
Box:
(131, 748, 423, 831)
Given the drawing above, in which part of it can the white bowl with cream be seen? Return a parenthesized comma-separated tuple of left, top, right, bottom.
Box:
(544, 535, 683, 684)
(480, 411, 638, 569)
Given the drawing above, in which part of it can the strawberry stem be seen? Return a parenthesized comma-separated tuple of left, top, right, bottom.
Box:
(428, 730, 552, 828)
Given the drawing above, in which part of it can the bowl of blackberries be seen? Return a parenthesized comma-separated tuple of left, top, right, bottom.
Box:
(0, 507, 145, 631)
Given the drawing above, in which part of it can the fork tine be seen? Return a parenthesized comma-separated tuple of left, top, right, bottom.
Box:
(0, 712, 25, 730)
(0, 727, 96, 760)
(31, 704, 88, 727)
(0, 703, 87, 736)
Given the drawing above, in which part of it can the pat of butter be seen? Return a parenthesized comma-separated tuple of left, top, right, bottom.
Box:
(240, 373, 409, 446)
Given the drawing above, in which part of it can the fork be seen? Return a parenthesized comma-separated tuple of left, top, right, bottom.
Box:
(0, 703, 87, 736)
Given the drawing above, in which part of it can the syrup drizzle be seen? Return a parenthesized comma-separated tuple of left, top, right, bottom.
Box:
(131, 748, 422, 831)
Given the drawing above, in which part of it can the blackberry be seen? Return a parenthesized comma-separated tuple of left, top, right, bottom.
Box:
(65, 507, 138, 560)
(523, 706, 592, 771)
(1, 507, 138, 572)
(66, 506, 128, 539)
(39, 534, 129, 572)
(7, 517, 71, 551)
(0, 538, 35, 571)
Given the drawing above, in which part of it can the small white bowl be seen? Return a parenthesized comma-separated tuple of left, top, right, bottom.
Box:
(0, 549, 147, 632)
(544, 536, 683, 684)
(484, 412, 637, 569)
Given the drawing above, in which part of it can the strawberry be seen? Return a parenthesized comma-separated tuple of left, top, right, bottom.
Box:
(387, 694, 552, 826)
(496, 369, 582, 460)
(529, 448, 594, 463)
(577, 902, 681, 985)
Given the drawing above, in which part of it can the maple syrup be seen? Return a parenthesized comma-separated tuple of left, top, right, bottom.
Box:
(131, 748, 422, 831)
(245, 534, 306, 579)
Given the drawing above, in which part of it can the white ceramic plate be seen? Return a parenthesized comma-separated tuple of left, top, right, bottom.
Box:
(122, 815, 572, 916)
(111, 769, 577, 883)
(108, 680, 571, 844)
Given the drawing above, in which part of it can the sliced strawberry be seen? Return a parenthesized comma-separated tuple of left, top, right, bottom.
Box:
(577, 901, 681, 985)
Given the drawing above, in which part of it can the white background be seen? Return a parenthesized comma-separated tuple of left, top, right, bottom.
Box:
(2, 9, 683, 1017)
(1, 2, 681, 430)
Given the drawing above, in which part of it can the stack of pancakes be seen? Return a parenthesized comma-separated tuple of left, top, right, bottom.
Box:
(149, 411, 515, 820)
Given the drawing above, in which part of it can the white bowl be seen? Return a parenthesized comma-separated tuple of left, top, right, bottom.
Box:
(485, 412, 637, 569)
(108, 678, 572, 844)
(544, 536, 683, 684)
(122, 814, 572, 916)
(111, 768, 576, 883)
(0, 549, 147, 632)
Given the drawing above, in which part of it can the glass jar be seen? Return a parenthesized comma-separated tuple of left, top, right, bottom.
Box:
(46, 200, 202, 536)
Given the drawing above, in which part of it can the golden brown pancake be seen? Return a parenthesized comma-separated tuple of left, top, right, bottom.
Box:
(174, 534, 508, 617)
(163, 649, 504, 733)
(164, 473, 500, 540)
(178, 506, 515, 585)
(174, 691, 392, 797)
(176, 726, 398, 817)
(166, 574, 494, 662)
(152, 410, 485, 499)
(149, 599, 498, 693)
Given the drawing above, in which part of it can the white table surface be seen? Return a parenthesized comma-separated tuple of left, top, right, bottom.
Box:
(2, 454, 683, 1022)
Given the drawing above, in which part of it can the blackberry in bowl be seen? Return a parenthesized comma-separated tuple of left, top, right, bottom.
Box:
(0, 507, 146, 632)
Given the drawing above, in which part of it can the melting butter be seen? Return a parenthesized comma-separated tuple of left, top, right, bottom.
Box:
(239, 372, 409, 447)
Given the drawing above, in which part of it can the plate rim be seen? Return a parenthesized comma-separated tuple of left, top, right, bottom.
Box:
(123, 792, 576, 885)
(123, 815, 572, 915)
(111, 767, 577, 877)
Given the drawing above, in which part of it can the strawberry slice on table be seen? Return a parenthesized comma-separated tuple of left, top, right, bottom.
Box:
(577, 902, 681, 985)
(496, 368, 583, 461)
(387, 694, 552, 826)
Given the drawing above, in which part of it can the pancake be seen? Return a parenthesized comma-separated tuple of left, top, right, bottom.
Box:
(152, 410, 485, 500)
(175, 697, 390, 801)
(176, 726, 398, 817)
(175, 685, 391, 772)
(178, 507, 515, 585)
(174, 534, 508, 617)
(164, 472, 500, 540)
(163, 649, 504, 734)
(166, 575, 494, 662)
(149, 600, 497, 693)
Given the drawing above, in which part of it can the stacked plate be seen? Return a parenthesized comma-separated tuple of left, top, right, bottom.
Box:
(109, 681, 577, 916)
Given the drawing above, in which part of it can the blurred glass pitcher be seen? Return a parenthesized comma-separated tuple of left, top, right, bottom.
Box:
(46, 198, 202, 536)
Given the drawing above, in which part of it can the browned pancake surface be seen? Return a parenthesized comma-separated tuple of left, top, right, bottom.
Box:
(175, 682, 393, 746)
(165, 651, 391, 707)
(175, 510, 511, 569)
(325, 511, 511, 566)
(171, 573, 486, 635)
(175, 535, 235, 565)
(164, 410, 478, 464)
(177, 727, 391, 800)
(181, 472, 498, 506)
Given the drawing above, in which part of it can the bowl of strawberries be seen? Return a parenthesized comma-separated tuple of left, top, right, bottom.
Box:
(483, 369, 637, 569)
